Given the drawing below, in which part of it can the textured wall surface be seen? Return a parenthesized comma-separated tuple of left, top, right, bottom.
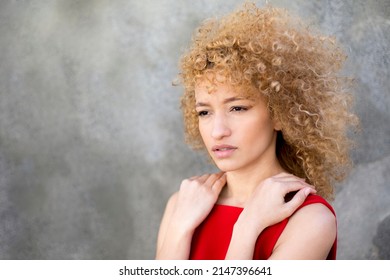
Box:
(0, 0, 389, 259)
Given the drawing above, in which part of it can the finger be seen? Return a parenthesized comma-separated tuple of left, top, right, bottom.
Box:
(188, 174, 206, 180)
(272, 172, 291, 178)
(197, 174, 211, 184)
(272, 173, 306, 182)
(211, 173, 227, 194)
(204, 172, 224, 187)
(283, 180, 316, 194)
(283, 187, 313, 215)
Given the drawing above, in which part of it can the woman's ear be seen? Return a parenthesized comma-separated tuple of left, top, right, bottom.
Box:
(273, 118, 282, 131)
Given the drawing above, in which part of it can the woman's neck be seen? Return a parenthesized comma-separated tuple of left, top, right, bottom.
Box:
(217, 158, 284, 207)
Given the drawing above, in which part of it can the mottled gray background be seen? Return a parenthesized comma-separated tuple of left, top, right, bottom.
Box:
(0, 0, 389, 260)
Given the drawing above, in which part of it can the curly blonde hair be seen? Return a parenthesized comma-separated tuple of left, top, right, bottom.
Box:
(178, 3, 358, 200)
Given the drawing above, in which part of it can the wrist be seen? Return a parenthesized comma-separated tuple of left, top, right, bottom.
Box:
(236, 210, 266, 237)
(233, 220, 263, 242)
(225, 220, 261, 260)
(156, 221, 194, 260)
(168, 218, 196, 239)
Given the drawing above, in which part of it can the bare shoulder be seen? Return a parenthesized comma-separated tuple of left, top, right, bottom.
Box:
(271, 202, 336, 259)
(291, 202, 336, 228)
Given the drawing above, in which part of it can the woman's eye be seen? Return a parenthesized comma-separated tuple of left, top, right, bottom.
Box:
(231, 106, 248, 112)
(197, 110, 209, 117)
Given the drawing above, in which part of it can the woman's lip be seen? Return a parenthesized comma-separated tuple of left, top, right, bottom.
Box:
(212, 144, 237, 151)
(211, 145, 237, 159)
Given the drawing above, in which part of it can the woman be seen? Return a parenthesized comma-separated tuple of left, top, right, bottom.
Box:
(156, 3, 358, 260)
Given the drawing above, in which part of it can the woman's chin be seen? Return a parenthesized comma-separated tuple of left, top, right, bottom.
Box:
(213, 162, 238, 173)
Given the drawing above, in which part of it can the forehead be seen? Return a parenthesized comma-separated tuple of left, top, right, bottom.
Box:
(194, 79, 257, 102)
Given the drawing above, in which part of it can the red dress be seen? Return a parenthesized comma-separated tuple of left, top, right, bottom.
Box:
(189, 194, 337, 259)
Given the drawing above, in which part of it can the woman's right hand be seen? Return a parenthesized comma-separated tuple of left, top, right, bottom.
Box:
(156, 172, 226, 259)
(171, 172, 227, 233)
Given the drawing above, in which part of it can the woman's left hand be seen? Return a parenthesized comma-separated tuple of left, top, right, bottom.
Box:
(237, 172, 316, 237)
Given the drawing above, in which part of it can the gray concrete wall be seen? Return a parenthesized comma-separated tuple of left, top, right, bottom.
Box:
(0, 0, 389, 259)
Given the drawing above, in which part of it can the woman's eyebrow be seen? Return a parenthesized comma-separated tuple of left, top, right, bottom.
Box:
(223, 96, 245, 104)
(195, 96, 245, 108)
(195, 101, 209, 108)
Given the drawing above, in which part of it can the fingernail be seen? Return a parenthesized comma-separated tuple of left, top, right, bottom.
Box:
(304, 188, 311, 196)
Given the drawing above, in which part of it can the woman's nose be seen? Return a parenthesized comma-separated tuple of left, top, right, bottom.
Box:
(211, 114, 232, 139)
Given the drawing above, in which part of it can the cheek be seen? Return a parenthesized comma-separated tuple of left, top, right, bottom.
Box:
(242, 115, 275, 140)
(244, 112, 273, 129)
(198, 121, 208, 141)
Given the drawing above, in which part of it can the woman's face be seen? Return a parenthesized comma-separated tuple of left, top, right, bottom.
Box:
(194, 81, 280, 173)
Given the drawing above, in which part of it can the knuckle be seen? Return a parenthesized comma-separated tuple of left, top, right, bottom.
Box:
(191, 180, 202, 188)
(282, 205, 294, 216)
(264, 177, 273, 183)
(181, 178, 193, 186)
(181, 178, 200, 189)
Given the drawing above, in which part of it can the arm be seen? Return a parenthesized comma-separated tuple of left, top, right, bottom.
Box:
(225, 173, 317, 259)
(156, 173, 226, 259)
(156, 192, 195, 259)
(269, 203, 336, 259)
